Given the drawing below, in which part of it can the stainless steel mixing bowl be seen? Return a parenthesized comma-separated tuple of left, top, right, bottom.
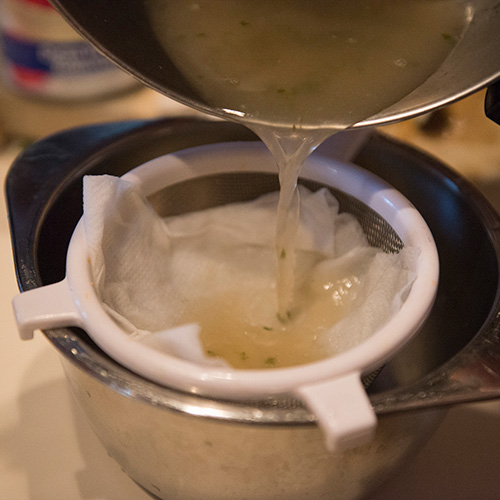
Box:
(7, 118, 500, 499)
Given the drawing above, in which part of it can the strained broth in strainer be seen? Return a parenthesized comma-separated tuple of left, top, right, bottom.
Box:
(151, 188, 418, 369)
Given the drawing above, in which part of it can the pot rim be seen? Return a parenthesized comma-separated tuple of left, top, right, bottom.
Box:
(7, 119, 500, 425)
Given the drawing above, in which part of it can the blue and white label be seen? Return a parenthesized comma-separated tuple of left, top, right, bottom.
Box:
(2, 32, 117, 75)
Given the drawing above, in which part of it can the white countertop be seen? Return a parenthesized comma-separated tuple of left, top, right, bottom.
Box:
(2, 88, 500, 500)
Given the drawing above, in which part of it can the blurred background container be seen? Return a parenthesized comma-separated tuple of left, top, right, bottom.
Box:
(0, 0, 203, 143)
(0, 0, 140, 99)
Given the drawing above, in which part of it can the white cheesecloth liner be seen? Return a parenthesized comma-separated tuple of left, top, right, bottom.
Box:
(13, 142, 439, 452)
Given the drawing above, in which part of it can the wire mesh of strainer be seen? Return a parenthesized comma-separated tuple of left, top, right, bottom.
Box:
(12, 142, 438, 451)
(149, 172, 405, 253)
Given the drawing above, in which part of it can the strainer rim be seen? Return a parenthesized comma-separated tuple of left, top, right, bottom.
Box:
(65, 141, 439, 400)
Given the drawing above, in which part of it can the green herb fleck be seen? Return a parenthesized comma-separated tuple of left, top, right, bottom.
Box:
(280, 249, 286, 259)
(442, 33, 454, 42)
(265, 357, 277, 367)
(240, 20, 250, 26)
(207, 350, 217, 357)
(240, 352, 248, 361)
(263, 326, 273, 331)
(277, 88, 286, 94)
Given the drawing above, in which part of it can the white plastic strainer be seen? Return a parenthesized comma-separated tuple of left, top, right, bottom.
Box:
(13, 142, 439, 451)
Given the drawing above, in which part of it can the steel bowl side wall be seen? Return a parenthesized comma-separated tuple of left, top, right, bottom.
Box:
(60, 356, 444, 500)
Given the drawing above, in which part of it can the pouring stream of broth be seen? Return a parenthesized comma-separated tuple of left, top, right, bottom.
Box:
(145, 0, 468, 361)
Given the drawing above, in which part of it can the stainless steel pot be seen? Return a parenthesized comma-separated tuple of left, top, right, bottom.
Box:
(7, 118, 500, 499)
(49, 0, 500, 128)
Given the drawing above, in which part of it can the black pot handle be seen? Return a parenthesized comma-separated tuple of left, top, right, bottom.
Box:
(485, 79, 500, 125)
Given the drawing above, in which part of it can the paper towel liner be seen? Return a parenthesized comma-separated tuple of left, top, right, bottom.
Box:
(13, 141, 439, 451)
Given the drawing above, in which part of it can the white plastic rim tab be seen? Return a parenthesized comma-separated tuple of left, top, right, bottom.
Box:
(297, 373, 377, 451)
(13, 279, 83, 340)
(12, 141, 439, 451)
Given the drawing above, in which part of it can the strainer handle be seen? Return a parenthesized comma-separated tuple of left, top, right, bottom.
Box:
(297, 372, 377, 452)
(371, 321, 500, 414)
(13, 278, 84, 340)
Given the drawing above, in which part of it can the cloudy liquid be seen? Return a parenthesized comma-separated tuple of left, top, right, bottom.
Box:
(177, 271, 360, 369)
(147, 0, 468, 129)
(146, 0, 468, 367)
